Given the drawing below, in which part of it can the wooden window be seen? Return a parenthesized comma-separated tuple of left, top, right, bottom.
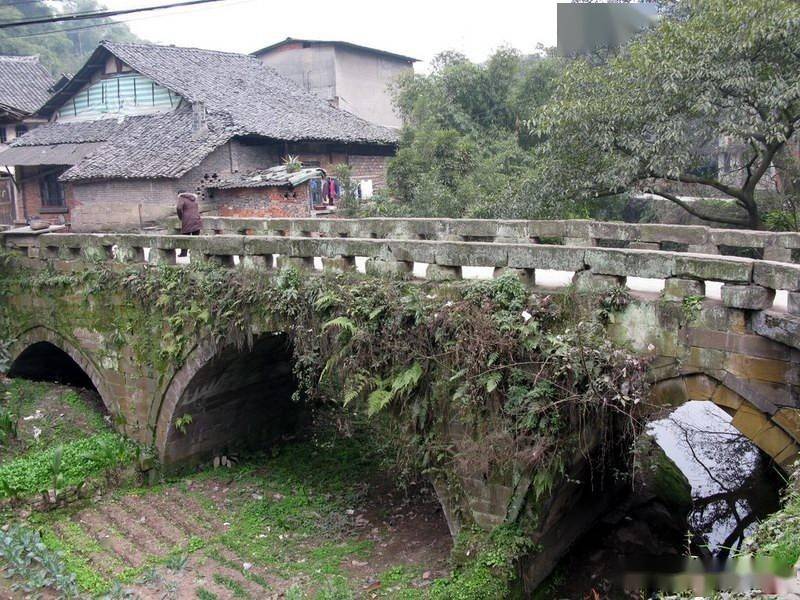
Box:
(39, 172, 65, 209)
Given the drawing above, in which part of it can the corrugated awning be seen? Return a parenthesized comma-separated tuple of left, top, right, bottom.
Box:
(0, 142, 102, 167)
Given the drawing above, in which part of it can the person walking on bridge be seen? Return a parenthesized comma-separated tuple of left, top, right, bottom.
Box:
(176, 191, 202, 257)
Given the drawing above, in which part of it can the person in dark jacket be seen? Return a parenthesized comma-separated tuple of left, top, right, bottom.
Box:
(176, 191, 202, 256)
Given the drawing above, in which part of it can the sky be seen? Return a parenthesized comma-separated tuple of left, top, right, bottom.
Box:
(99, 0, 560, 70)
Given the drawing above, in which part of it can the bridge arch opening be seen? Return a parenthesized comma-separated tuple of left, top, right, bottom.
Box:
(647, 373, 798, 561)
(9, 341, 98, 391)
(158, 332, 303, 468)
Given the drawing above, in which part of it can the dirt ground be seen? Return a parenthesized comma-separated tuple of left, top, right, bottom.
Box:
(0, 380, 453, 600)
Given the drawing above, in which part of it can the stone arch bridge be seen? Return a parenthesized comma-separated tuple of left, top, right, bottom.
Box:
(3, 217, 800, 588)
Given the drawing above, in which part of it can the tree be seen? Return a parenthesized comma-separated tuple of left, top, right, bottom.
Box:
(533, 0, 800, 229)
(378, 48, 563, 219)
(0, 0, 141, 76)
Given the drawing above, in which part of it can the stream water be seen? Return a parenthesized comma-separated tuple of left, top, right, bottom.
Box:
(649, 401, 784, 561)
(552, 401, 786, 597)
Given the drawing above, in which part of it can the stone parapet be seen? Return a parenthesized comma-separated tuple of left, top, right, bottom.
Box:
(5, 232, 798, 305)
(160, 216, 800, 264)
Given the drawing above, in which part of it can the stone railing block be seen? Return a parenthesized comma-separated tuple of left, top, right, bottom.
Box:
(434, 242, 508, 267)
(753, 261, 800, 292)
(709, 229, 774, 248)
(720, 284, 775, 310)
(637, 224, 708, 245)
(507, 245, 586, 271)
(674, 254, 753, 283)
(527, 220, 572, 238)
(585, 248, 674, 279)
(387, 240, 437, 264)
(588, 222, 641, 242)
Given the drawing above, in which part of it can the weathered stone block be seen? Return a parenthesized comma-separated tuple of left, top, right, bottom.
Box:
(507, 245, 586, 271)
(726, 353, 789, 385)
(763, 246, 792, 263)
(775, 444, 799, 471)
(753, 261, 800, 292)
(572, 269, 626, 293)
(752, 312, 800, 351)
(685, 374, 717, 400)
(720, 284, 775, 310)
(322, 255, 355, 273)
(629, 242, 661, 251)
(585, 248, 674, 279)
(148, 247, 176, 266)
(753, 425, 795, 459)
(731, 403, 772, 440)
(674, 254, 752, 283)
(662, 277, 705, 301)
(686, 243, 720, 254)
(562, 236, 595, 247)
(277, 256, 313, 270)
(493, 267, 534, 286)
(387, 240, 437, 263)
(434, 242, 507, 267)
(426, 264, 461, 281)
(712, 385, 743, 411)
(638, 224, 708, 245)
(789, 292, 800, 316)
(115, 245, 145, 264)
(774, 408, 800, 441)
(240, 254, 272, 270)
(364, 258, 412, 277)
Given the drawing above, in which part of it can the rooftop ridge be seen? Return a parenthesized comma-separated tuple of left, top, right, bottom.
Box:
(99, 39, 259, 61)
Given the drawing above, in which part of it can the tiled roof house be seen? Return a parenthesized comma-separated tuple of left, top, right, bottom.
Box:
(0, 41, 398, 231)
(0, 55, 55, 225)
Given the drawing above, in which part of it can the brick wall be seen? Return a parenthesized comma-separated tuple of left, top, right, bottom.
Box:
(25, 140, 392, 231)
(349, 155, 389, 190)
(18, 166, 71, 226)
(212, 185, 314, 218)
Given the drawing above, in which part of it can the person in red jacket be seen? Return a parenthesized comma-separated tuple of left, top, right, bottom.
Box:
(176, 191, 201, 257)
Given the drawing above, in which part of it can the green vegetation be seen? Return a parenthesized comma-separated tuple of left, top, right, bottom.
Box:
(0, 251, 652, 597)
(370, 48, 563, 219)
(429, 525, 533, 600)
(0, 523, 79, 598)
(748, 467, 800, 572)
(0, 0, 141, 75)
(0, 431, 135, 500)
(534, 0, 800, 228)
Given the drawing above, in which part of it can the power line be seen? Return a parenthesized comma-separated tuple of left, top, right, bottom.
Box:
(3, 0, 257, 38)
(0, 0, 228, 29)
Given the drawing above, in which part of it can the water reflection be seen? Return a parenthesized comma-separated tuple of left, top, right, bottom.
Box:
(649, 401, 783, 560)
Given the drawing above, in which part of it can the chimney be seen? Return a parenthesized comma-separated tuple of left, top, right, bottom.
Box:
(192, 102, 208, 137)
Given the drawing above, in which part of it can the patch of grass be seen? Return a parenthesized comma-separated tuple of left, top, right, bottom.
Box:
(212, 573, 250, 598)
(39, 526, 112, 596)
(61, 389, 108, 433)
(196, 588, 219, 600)
(313, 575, 354, 600)
(373, 565, 425, 599)
(0, 432, 135, 499)
(749, 469, 800, 572)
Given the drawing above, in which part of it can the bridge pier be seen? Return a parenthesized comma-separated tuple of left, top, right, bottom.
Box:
(572, 269, 626, 292)
(662, 277, 705, 300)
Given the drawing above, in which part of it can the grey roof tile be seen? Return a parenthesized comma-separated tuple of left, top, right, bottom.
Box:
(0, 55, 54, 115)
(99, 41, 398, 144)
(8, 41, 398, 181)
